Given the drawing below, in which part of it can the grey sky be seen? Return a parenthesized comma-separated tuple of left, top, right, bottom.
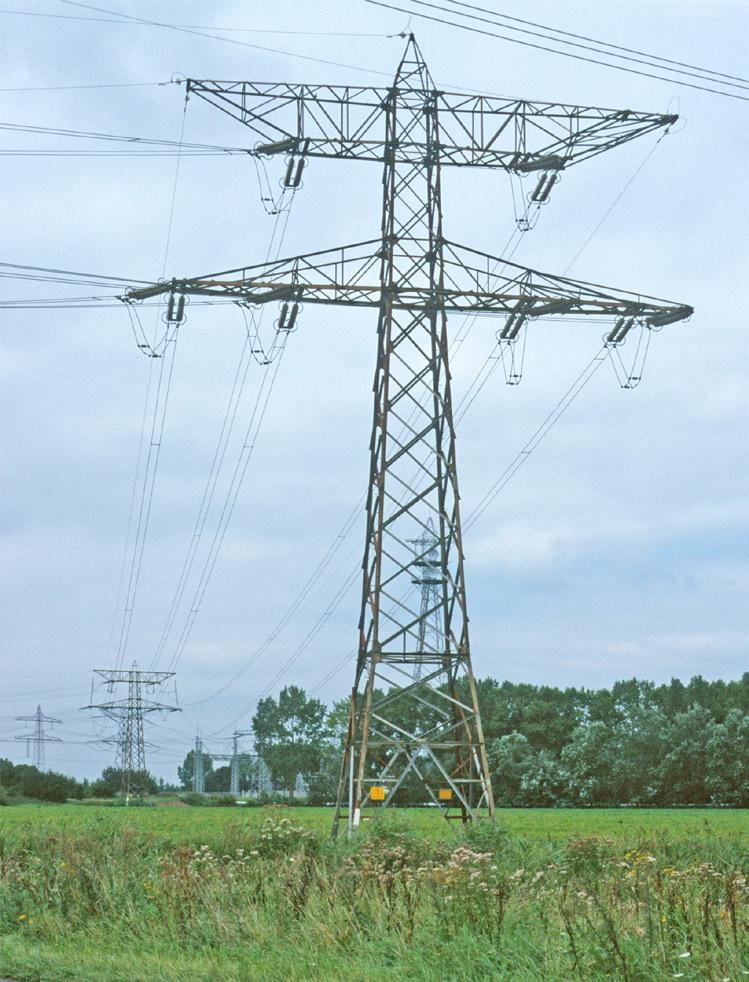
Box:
(1, 1, 746, 781)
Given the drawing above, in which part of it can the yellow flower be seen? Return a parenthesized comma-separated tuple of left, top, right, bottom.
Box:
(27, 920, 33, 926)
(18, 914, 26, 921)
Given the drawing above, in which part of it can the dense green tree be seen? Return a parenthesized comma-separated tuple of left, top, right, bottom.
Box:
(253, 685, 327, 794)
(561, 721, 617, 805)
(177, 750, 214, 790)
(13, 765, 82, 802)
(205, 765, 231, 793)
(489, 732, 536, 806)
(521, 749, 567, 806)
(610, 706, 670, 805)
(705, 708, 749, 806)
(91, 766, 158, 798)
(658, 705, 714, 804)
(0, 759, 84, 802)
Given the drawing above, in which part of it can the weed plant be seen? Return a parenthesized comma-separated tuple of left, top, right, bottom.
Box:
(0, 810, 745, 981)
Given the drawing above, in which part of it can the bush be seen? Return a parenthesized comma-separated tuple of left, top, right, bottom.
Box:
(208, 795, 238, 808)
(180, 792, 208, 806)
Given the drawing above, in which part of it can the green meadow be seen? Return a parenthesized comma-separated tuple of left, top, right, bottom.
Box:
(0, 801, 746, 841)
(0, 804, 746, 981)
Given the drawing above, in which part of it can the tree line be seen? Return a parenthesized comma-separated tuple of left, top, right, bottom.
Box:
(0, 761, 166, 804)
(3, 673, 746, 806)
(248, 674, 749, 807)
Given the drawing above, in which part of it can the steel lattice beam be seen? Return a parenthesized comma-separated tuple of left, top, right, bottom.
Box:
(186, 80, 675, 171)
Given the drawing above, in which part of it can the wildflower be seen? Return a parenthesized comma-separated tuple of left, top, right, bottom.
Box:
(18, 914, 26, 922)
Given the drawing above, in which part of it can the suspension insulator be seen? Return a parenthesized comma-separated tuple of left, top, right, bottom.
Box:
(291, 157, 305, 187)
(531, 298, 574, 317)
(277, 302, 300, 331)
(606, 315, 636, 344)
(252, 286, 297, 304)
(536, 171, 558, 202)
(646, 305, 693, 327)
(531, 173, 547, 200)
(256, 136, 299, 156)
(514, 153, 566, 173)
(283, 157, 295, 187)
(500, 310, 527, 340)
(530, 171, 558, 202)
(166, 292, 186, 324)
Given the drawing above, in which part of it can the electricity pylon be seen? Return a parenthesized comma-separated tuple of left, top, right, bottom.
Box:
(125, 37, 692, 835)
(14, 705, 62, 770)
(230, 730, 252, 796)
(83, 663, 179, 803)
(410, 519, 444, 682)
(192, 735, 205, 793)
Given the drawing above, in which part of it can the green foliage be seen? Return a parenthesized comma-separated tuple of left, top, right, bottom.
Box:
(253, 685, 328, 794)
(89, 766, 158, 799)
(177, 750, 213, 790)
(0, 807, 744, 982)
(204, 765, 230, 793)
(706, 708, 749, 806)
(209, 795, 238, 808)
(461, 674, 749, 807)
(0, 758, 83, 803)
(180, 792, 208, 806)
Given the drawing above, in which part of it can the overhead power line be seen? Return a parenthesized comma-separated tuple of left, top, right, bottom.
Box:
(0, 80, 178, 92)
(364, 0, 749, 101)
(59, 0, 395, 78)
(445, 0, 749, 87)
(0, 8, 389, 36)
(0, 120, 250, 153)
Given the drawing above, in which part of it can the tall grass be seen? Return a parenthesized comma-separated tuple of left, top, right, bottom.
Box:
(0, 811, 745, 981)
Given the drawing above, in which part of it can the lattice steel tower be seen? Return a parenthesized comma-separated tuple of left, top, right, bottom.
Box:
(84, 663, 179, 802)
(126, 37, 692, 834)
(191, 735, 205, 793)
(14, 705, 62, 770)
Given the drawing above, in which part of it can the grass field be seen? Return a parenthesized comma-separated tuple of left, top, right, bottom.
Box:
(0, 804, 746, 981)
(1, 802, 746, 840)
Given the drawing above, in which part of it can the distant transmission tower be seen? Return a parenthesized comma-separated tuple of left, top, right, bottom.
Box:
(230, 730, 251, 796)
(83, 663, 179, 803)
(410, 519, 444, 682)
(126, 37, 692, 834)
(191, 735, 205, 793)
(14, 705, 62, 770)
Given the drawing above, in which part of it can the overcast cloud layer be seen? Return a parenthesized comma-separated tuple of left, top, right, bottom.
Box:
(1, 1, 746, 780)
